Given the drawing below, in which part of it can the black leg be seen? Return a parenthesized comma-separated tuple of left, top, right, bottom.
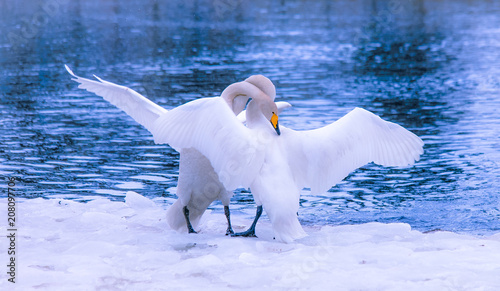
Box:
(183, 206, 197, 234)
(224, 206, 234, 235)
(231, 205, 263, 238)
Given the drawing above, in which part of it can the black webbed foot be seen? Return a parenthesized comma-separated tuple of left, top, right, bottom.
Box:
(231, 229, 257, 238)
(226, 227, 234, 236)
(230, 205, 262, 239)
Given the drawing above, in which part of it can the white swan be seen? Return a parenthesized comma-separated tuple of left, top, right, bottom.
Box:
(165, 100, 291, 234)
(65, 65, 288, 234)
(150, 84, 424, 243)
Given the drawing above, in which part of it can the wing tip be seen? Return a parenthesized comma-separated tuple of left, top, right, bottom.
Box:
(65, 65, 106, 86)
(64, 64, 76, 78)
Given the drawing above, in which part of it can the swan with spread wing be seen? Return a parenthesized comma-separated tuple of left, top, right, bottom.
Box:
(65, 65, 289, 235)
(164, 78, 290, 235)
(66, 66, 424, 243)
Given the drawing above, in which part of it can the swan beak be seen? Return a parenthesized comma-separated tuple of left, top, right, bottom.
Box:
(271, 112, 281, 135)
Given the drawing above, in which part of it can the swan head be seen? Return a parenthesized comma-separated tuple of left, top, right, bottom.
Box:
(221, 77, 281, 135)
(244, 75, 280, 135)
(252, 98, 281, 136)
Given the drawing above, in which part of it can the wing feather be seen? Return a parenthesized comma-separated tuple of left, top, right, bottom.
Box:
(283, 107, 424, 194)
(65, 65, 168, 133)
(151, 97, 264, 190)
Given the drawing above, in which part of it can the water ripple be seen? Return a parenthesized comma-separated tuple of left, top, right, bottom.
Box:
(1, 0, 499, 234)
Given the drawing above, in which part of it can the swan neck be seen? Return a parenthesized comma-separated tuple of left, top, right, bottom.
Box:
(244, 75, 276, 101)
(220, 81, 268, 115)
(246, 100, 268, 130)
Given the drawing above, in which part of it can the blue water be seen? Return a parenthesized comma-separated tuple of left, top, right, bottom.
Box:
(1, 0, 499, 234)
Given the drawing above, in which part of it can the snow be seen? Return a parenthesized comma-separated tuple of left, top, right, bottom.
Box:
(2, 191, 500, 290)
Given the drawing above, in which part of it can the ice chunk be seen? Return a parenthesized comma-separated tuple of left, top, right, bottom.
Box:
(125, 191, 156, 209)
(3, 196, 500, 290)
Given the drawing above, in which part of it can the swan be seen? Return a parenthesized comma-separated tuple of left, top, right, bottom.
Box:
(165, 100, 291, 235)
(65, 65, 288, 234)
(149, 83, 424, 243)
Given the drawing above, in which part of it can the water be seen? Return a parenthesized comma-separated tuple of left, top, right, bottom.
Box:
(1, 0, 499, 235)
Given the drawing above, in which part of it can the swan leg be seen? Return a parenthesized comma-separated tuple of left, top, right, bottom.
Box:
(231, 205, 262, 238)
(182, 206, 197, 234)
(224, 206, 234, 235)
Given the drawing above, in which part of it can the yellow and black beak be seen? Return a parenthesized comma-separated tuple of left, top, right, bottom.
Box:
(271, 112, 280, 135)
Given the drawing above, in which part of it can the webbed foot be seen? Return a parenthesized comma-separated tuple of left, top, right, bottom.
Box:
(226, 227, 235, 236)
(231, 228, 257, 238)
(230, 205, 262, 239)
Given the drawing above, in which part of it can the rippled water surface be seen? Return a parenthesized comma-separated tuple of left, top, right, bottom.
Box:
(1, 0, 499, 234)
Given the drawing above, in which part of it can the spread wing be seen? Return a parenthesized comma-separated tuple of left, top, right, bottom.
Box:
(151, 97, 265, 190)
(65, 65, 167, 133)
(66, 66, 264, 190)
(282, 107, 424, 194)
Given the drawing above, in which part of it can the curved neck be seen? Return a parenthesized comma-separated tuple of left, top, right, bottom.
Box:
(245, 100, 269, 131)
(244, 75, 276, 101)
(220, 81, 268, 115)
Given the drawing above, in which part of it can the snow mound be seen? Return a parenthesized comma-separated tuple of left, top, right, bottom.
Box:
(1, 193, 500, 290)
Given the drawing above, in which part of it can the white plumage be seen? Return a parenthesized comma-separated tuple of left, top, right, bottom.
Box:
(150, 95, 424, 242)
(282, 107, 424, 195)
(65, 65, 167, 133)
(66, 65, 290, 234)
(66, 65, 424, 242)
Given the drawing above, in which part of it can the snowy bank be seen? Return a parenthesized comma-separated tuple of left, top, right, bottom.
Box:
(1, 192, 500, 290)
